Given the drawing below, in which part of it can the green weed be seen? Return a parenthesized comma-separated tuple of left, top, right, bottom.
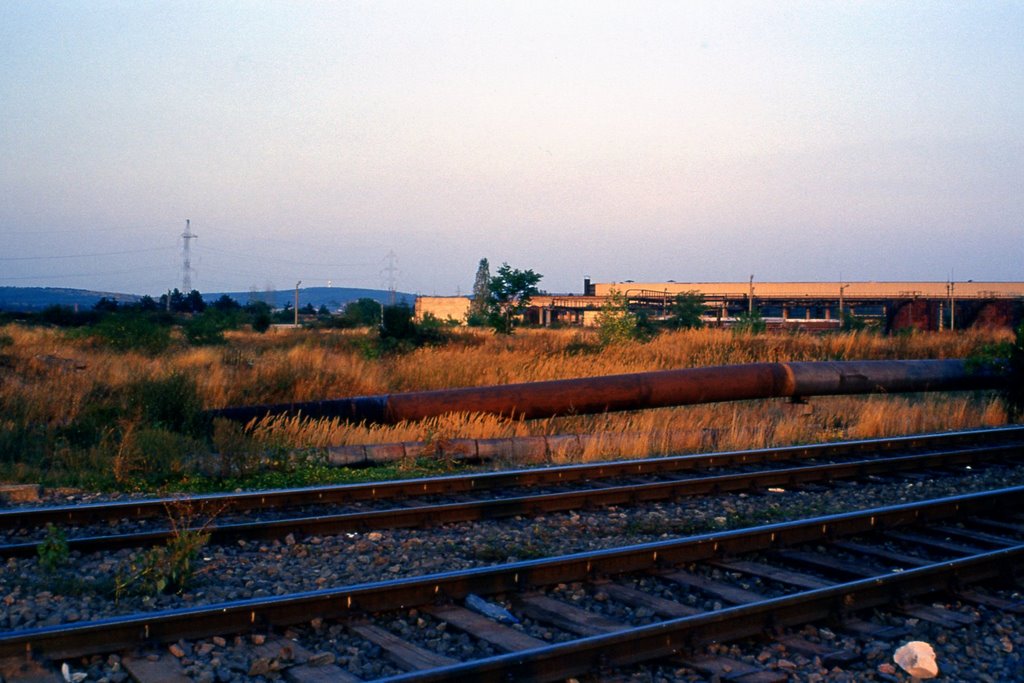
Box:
(37, 523, 70, 573)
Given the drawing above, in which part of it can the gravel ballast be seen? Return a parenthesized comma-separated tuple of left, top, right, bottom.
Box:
(4, 461, 1024, 681)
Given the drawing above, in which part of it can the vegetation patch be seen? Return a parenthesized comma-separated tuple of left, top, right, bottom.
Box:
(0, 307, 1016, 495)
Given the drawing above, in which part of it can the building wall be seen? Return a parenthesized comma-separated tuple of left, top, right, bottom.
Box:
(593, 281, 1024, 299)
(415, 296, 471, 324)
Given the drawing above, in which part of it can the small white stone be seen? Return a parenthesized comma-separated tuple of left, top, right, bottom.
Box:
(893, 640, 939, 678)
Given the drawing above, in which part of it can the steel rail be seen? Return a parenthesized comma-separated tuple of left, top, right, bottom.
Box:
(381, 544, 1024, 683)
(2, 441, 1021, 557)
(3, 485, 1021, 660)
(209, 359, 1006, 424)
(3, 426, 1020, 531)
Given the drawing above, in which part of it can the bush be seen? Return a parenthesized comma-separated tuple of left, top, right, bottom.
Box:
(595, 289, 644, 345)
(211, 418, 259, 478)
(184, 310, 232, 345)
(114, 426, 197, 485)
(246, 301, 273, 333)
(39, 305, 96, 328)
(733, 311, 767, 334)
(90, 312, 172, 354)
(129, 373, 206, 436)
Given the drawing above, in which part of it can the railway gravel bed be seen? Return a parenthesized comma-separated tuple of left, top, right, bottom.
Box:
(20, 484, 1024, 683)
(41, 594, 1024, 682)
(3, 459, 1024, 629)
(4, 431, 1024, 681)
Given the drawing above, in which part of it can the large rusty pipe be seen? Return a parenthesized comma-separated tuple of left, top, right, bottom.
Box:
(210, 359, 1005, 425)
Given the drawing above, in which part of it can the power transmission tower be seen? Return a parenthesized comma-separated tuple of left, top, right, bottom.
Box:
(181, 219, 198, 292)
(382, 250, 399, 305)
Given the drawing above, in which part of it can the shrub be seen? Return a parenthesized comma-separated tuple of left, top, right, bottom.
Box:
(129, 373, 206, 436)
(211, 418, 259, 478)
(114, 425, 198, 485)
(90, 312, 172, 354)
(184, 310, 231, 345)
(733, 310, 767, 334)
(39, 305, 96, 327)
(595, 289, 643, 345)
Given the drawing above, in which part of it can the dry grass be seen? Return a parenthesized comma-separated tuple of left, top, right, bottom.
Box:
(0, 323, 1014, 475)
(255, 394, 1009, 464)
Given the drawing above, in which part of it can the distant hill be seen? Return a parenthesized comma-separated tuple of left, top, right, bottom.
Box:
(0, 287, 141, 312)
(0, 286, 413, 313)
(210, 287, 415, 311)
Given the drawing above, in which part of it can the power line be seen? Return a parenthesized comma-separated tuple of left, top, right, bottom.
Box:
(199, 244, 374, 269)
(209, 225, 383, 253)
(0, 266, 170, 282)
(0, 247, 176, 261)
(0, 225, 166, 237)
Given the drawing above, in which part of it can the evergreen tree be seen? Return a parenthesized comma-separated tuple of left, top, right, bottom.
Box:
(470, 258, 491, 319)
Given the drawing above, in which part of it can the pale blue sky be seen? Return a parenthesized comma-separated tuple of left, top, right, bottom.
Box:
(2, 1, 1021, 296)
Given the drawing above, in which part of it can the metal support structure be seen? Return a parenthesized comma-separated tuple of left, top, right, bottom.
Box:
(748, 275, 754, 315)
(181, 219, 197, 292)
(950, 281, 956, 331)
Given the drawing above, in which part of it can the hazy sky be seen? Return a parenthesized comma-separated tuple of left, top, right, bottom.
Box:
(2, 2, 1022, 297)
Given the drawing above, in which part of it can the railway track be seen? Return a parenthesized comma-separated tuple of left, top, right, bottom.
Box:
(3, 485, 1024, 681)
(2, 427, 1023, 558)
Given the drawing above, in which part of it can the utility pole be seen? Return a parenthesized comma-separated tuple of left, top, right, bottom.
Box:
(181, 219, 197, 292)
(748, 275, 754, 315)
(294, 280, 301, 327)
(949, 280, 955, 331)
(839, 282, 849, 327)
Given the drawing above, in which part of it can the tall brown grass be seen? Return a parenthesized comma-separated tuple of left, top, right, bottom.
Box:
(0, 323, 1014, 472)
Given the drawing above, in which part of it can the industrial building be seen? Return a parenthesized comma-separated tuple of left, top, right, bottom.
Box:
(416, 280, 1024, 332)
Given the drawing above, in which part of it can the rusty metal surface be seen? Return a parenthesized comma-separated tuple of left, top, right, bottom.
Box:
(210, 359, 1005, 424)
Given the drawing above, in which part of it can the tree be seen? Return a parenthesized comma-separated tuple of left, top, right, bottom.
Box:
(159, 288, 205, 313)
(244, 301, 272, 333)
(469, 258, 491, 324)
(160, 289, 182, 312)
(184, 289, 206, 313)
(212, 294, 240, 312)
(273, 301, 294, 324)
(487, 263, 542, 334)
(184, 310, 229, 345)
(93, 297, 119, 313)
(137, 295, 159, 312)
(342, 298, 383, 327)
(380, 303, 416, 341)
(666, 291, 705, 330)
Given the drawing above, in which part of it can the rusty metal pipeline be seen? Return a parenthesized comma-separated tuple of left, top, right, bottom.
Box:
(209, 359, 1005, 425)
